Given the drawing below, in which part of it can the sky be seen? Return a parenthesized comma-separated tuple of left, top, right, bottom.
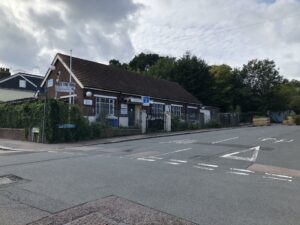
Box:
(0, 0, 300, 80)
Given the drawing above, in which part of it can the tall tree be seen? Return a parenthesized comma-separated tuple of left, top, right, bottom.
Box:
(146, 57, 176, 80)
(129, 53, 160, 72)
(240, 59, 284, 112)
(173, 53, 215, 105)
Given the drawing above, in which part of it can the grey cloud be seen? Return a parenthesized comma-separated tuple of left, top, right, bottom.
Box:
(0, 0, 143, 75)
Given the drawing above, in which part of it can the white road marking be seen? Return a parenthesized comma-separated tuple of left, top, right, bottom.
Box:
(230, 168, 254, 173)
(260, 137, 294, 143)
(263, 176, 292, 182)
(151, 148, 192, 157)
(212, 137, 239, 144)
(227, 171, 249, 176)
(160, 139, 197, 144)
(220, 146, 260, 162)
(137, 158, 156, 162)
(169, 159, 187, 163)
(165, 161, 180, 165)
(148, 156, 163, 160)
(265, 173, 292, 179)
(198, 163, 219, 168)
(193, 165, 215, 171)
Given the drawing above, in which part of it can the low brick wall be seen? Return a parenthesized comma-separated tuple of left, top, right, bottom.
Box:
(99, 128, 141, 138)
(0, 128, 30, 141)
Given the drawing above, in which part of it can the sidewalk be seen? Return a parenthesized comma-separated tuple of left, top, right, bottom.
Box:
(0, 126, 250, 152)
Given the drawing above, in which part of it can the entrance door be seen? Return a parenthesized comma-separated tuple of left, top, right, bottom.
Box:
(128, 104, 135, 127)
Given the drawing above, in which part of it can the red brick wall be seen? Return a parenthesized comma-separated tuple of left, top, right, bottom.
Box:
(0, 128, 31, 141)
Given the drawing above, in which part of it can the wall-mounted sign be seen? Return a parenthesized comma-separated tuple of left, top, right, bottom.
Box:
(83, 99, 93, 106)
(142, 96, 150, 106)
(121, 104, 128, 115)
(47, 79, 53, 88)
(55, 82, 76, 93)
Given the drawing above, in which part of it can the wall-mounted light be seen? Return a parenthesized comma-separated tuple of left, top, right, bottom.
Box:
(86, 91, 93, 97)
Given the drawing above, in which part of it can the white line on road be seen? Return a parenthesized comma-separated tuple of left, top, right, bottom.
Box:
(263, 176, 292, 182)
(169, 159, 187, 163)
(165, 161, 180, 165)
(221, 146, 260, 162)
(151, 148, 192, 157)
(137, 158, 156, 162)
(265, 173, 292, 179)
(193, 166, 215, 171)
(148, 156, 163, 160)
(230, 168, 254, 173)
(212, 137, 239, 144)
(227, 171, 249, 176)
(198, 163, 219, 168)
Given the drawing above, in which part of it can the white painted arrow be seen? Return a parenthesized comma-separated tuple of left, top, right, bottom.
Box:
(220, 146, 260, 162)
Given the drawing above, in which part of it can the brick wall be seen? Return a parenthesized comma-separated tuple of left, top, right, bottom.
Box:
(0, 128, 30, 141)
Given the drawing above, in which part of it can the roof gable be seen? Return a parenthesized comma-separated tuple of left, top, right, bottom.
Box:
(57, 53, 201, 104)
(0, 73, 43, 91)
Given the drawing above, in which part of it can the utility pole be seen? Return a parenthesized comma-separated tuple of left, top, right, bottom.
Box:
(69, 49, 72, 105)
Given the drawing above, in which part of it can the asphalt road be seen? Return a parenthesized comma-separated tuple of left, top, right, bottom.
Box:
(0, 125, 300, 225)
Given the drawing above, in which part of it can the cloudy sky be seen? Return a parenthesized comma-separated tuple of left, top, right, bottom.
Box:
(0, 0, 300, 79)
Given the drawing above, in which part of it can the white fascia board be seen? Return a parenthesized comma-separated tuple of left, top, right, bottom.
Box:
(40, 54, 84, 89)
(171, 104, 183, 107)
(0, 73, 20, 84)
(94, 94, 117, 99)
(187, 106, 198, 109)
(57, 55, 84, 88)
(19, 75, 37, 88)
(40, 55, 59, 87)
(153, 101, 165, 105)
(59, 94, 77, 99)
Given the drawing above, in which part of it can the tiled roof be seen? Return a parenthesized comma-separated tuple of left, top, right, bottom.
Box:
(58, 53, 201, 104)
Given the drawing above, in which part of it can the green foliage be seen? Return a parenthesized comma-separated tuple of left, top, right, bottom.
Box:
(294, 115, 300, 125)
(129, 53, 160, 72)
(289, 96, 300, 114)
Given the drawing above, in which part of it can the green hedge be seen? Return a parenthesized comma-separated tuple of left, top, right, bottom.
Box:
(0, 100, 99, 143)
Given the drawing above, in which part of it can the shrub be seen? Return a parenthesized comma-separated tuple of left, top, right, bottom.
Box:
(294, 115, 300, 125)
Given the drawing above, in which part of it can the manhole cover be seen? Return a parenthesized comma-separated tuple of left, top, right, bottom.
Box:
(0, 174, 23, 186)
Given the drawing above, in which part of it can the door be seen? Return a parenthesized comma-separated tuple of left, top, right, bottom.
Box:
(128, 104, 135, 127)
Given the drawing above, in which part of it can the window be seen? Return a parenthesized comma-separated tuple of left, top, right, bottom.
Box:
(151, 103, 164, 119)
(187, 108, 197, 121)
(19, 80, 26, 88)
(95, 97, 115, 117)
(171, 105, 182, 119)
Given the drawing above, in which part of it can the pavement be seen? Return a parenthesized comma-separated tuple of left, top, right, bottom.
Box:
(0, 124, 300, 225)
(0, 126, 248, 152)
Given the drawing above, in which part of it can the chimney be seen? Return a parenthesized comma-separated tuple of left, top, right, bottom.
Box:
(0, 67, 10, 80)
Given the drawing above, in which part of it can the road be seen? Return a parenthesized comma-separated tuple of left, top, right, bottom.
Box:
(0, 125, 300, 225)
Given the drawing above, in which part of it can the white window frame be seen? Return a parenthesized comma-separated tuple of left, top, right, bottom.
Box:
(95, 95, 116, 117)
(171, 105, 182, 118)
(151, 103, 164, 119)
(19, 79, 26, 88)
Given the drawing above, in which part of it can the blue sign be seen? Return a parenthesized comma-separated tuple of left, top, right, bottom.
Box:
(58, 124, 76, 129)
(142, 96, 150, 106)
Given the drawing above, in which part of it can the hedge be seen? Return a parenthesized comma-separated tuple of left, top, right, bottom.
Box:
(0, 100, 94, 143)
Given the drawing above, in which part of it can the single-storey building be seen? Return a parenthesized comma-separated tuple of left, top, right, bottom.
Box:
(39, 53, 202, 128)
(0, 72, 43, 102)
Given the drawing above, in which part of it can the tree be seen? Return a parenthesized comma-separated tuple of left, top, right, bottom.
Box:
(241, 59, 283, 96)
(209, 64, 235, 111)
(172, 53, 215, 105)
(109, 59, 122, 67)
(240, 59, 284, 112)
(146, 57, 176, 80)
(129, 53, 160, 72)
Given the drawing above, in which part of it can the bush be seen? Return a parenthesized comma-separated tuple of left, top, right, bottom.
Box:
(294, 115, 300, 125)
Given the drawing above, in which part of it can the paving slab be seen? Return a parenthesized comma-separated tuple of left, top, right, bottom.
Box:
(28, 195, 197, 225)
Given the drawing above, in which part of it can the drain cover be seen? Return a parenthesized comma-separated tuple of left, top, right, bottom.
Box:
(0, 174, 23, 186)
